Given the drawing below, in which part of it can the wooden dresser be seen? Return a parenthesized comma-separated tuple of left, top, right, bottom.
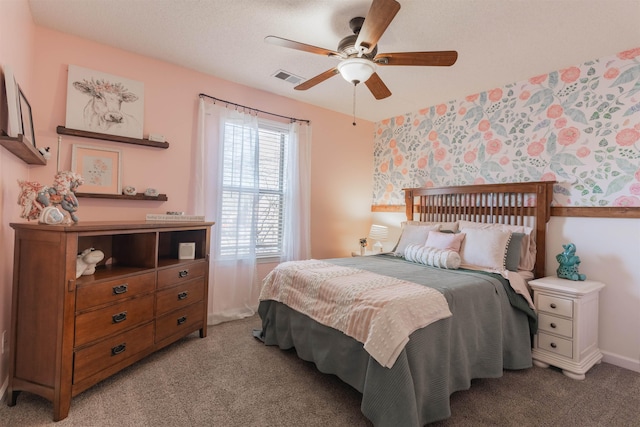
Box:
(7, 221, 213, 421)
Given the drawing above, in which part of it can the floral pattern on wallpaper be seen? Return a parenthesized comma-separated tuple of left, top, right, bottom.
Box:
(373, 47, 640, 207)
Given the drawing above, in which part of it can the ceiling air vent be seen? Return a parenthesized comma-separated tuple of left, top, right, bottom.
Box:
(272, 69, 303, 85)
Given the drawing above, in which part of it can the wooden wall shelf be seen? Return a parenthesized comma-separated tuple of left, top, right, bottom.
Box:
(76, 192, 168, 201)
(0, 133, 47, 165)
(57, 126, 170, 149)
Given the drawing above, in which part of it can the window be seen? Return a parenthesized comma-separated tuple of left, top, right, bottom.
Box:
(219, 119, 288, 258)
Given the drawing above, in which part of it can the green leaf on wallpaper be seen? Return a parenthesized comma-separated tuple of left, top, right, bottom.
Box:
(604, 175, 634, 197)
(527, 166, 541, 179)
(623, 102, 640, 116)
(581, 189, 589, 196)
(462, 106, 484, 127)
(590, 111, 600, 120)
(549, 162, 571, 179)
(534, 119, 550, 132)
(480, 161, 502, 173)
(552, 153, 584, 166)
(616, 158, 638, 173)
(524, 88, 554, 107)
(548, 71, 559, 88)
(591, 80, 600, 90)
(584, 127, 594, 134)
(611, 64, 640, 87)
(565, 108, 588, 124)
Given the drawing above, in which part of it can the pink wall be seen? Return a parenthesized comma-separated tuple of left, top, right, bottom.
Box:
(0, 0, 374, 397)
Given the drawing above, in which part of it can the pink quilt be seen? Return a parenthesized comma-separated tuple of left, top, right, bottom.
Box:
(260, 259, 452, 368)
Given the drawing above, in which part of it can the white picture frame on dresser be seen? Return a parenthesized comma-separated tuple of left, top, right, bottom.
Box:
(529, 276, 606, 380)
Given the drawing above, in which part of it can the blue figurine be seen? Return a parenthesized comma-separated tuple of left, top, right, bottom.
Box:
(556, 243, 586, 281)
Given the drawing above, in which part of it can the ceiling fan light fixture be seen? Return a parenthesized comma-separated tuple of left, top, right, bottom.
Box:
(337, 58, 376, 85)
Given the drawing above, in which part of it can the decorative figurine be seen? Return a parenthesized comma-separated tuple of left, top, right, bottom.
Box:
(123, 185, 137, 196)
(17, 171, 84, 224)
(556, 243, 587, 281)
(76, 248, 105, 278)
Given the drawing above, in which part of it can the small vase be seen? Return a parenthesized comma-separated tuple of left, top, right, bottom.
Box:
(360, 246, 365, 256)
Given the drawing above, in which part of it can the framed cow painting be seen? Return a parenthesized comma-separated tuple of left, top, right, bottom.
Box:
(65, 65, 144, 139)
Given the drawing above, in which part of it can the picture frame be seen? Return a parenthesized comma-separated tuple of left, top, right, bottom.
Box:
(1, 65, 21, 137)
(17, 85, 35, 147)
(72, 144, 122, 195)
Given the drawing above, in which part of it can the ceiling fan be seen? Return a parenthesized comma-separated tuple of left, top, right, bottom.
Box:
(265, 0, 458, 100)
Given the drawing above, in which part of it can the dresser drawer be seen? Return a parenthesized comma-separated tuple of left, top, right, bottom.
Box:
(538, 313, 573, 338)
(76, 272, 156, 311)
(537, 332, 573, 358)
(75, 294, 155, 347)
(156, 278, 205, 316)
(157, 262, 206, 289)
(155, 301, 204, 343)
(73, 322, 154, 384)
(537, 294, 573, 318)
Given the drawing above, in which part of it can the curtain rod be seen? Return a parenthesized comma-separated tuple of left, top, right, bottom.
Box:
(198, 93, 310, 124)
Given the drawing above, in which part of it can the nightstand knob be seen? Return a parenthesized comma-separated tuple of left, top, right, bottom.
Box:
(550, 323, 557, 328)
(550, 342, 557, 349)
(550, 303, 557, 309)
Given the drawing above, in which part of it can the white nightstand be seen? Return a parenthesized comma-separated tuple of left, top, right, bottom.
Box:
(529, 276, 605, 380)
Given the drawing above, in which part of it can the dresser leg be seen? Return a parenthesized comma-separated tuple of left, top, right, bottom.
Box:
(562, 370, 585, 380)
(533, 359, 550, 368)
(6, 389, 20, 406)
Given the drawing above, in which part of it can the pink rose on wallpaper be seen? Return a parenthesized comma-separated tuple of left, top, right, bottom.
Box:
(394, 154, 404, 166)
(577, 147, 591, 158)
(519, 90, 531, 101)
(389, 139, 397, 148)
(395, 116, 405, 126)
(377, 127, 383, 135)
(428, 131, 438, 141)
(554, 118, 567, 129)
(613, 195, 640, 207)
(630, 183, 640, 196)
(436, 104, 447, 115)
(434, 147, 447, 161)
(402, 168, 408, 175)
(413, 119, 421, 127)
(484, 131, 493, 140)
(433, 140, 440, 149)
(419, 108, 429, 115)
(636, 169, 640, 181)
(464, 149, 477, 163)
(617, 47, 640, 60)
(616, 128, 640, 146)
(478, 119, 490, 132)
(417, 157, 428, 169)
(380, 162, 389, 173)
(529, 75, 547, 85)
(474, 177, 485, 185)
(560, 67, 581, 83)
(424, 181, 434, 188)
(386, 183, 394, 193)
(547, 104, 563, 119)
(444, 163, 452, 171)
(541, 172, 556, 181)
(486, 139, 502, 155)
(381, 118, 390, 126)
(527, 141, 545, 156)
(466, 94, 479, 102)
(558, 127, 580, 146)
(488, 88, 503, 102)
(604, 68, 620, 79)
(458, 106, 467, 115)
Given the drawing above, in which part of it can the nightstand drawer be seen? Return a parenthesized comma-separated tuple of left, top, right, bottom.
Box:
(538, 313, 573, 338)
(156, 278, 205, 316)
(157, 262, 206, 289)
(76, 272, 156, 311)
(537, 332, 573, 358)
(538, 294, 573, 318)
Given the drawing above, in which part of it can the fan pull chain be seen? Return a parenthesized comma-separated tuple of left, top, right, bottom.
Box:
(352, 83, 357, 126)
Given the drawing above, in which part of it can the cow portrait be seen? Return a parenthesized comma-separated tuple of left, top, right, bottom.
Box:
(73, 78, 140, 134)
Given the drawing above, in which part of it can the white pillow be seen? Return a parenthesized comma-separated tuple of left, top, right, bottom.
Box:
(459, 227, 512, 271)
(393, 224, 440, 256)
(458, 220, 535, 271)
(425, 231, 465, 252)
(404, 220, 459, 232)
(404, 244, 461, 269)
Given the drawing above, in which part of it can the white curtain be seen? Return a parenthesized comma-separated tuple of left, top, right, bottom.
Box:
(196, 97, 311, 325)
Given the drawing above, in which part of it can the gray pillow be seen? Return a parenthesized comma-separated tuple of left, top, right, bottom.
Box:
(505, 232, 524, 271)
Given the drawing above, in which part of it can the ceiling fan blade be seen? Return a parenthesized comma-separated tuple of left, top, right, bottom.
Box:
(295, 67, 340, 91)
(265, 36, 342, 58)
(355, 0, 401, 54)
(365, 72, 392, 100)
(375, 51, 458, 66)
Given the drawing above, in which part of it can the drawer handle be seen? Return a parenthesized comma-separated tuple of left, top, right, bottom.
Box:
(550, 323, 557, 329)
(111, 343, 126, 356)
(112, 284, 128, 295)
(550, 303, 557, 309)
(178, 270, 189, 278)
(112, 311, 128, 324)
(550, 342, 557, 349)
(177, 316, 187, 325)
(178, 291, 188, 300)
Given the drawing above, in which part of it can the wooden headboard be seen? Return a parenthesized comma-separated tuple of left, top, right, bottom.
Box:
(404, 181, 555, 278)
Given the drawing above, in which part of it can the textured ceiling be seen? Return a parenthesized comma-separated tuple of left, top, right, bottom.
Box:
(28, 0, 640, 122)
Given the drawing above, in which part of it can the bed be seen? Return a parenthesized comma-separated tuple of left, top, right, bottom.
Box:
(256, 181, 555, 426)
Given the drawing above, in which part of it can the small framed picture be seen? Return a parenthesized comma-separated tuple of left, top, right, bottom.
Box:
(17, 85, 35, 147)
(1, 65, 21, 137)
(72, 144, 122, 195)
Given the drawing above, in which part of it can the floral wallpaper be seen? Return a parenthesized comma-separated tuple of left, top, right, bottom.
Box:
(373, 47, 640, 207)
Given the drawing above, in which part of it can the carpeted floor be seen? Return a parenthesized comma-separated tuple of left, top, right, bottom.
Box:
(1, 315, 639, 426)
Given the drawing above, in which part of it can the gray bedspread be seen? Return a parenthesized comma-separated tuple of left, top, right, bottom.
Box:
(257, 255, 535, 426)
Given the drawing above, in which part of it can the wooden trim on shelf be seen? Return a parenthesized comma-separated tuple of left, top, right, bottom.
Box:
(76, 192, 168, 201)
(57, 126, 170, 149)
(0, 133, 47, 165)
(371, 204, 640, 218)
